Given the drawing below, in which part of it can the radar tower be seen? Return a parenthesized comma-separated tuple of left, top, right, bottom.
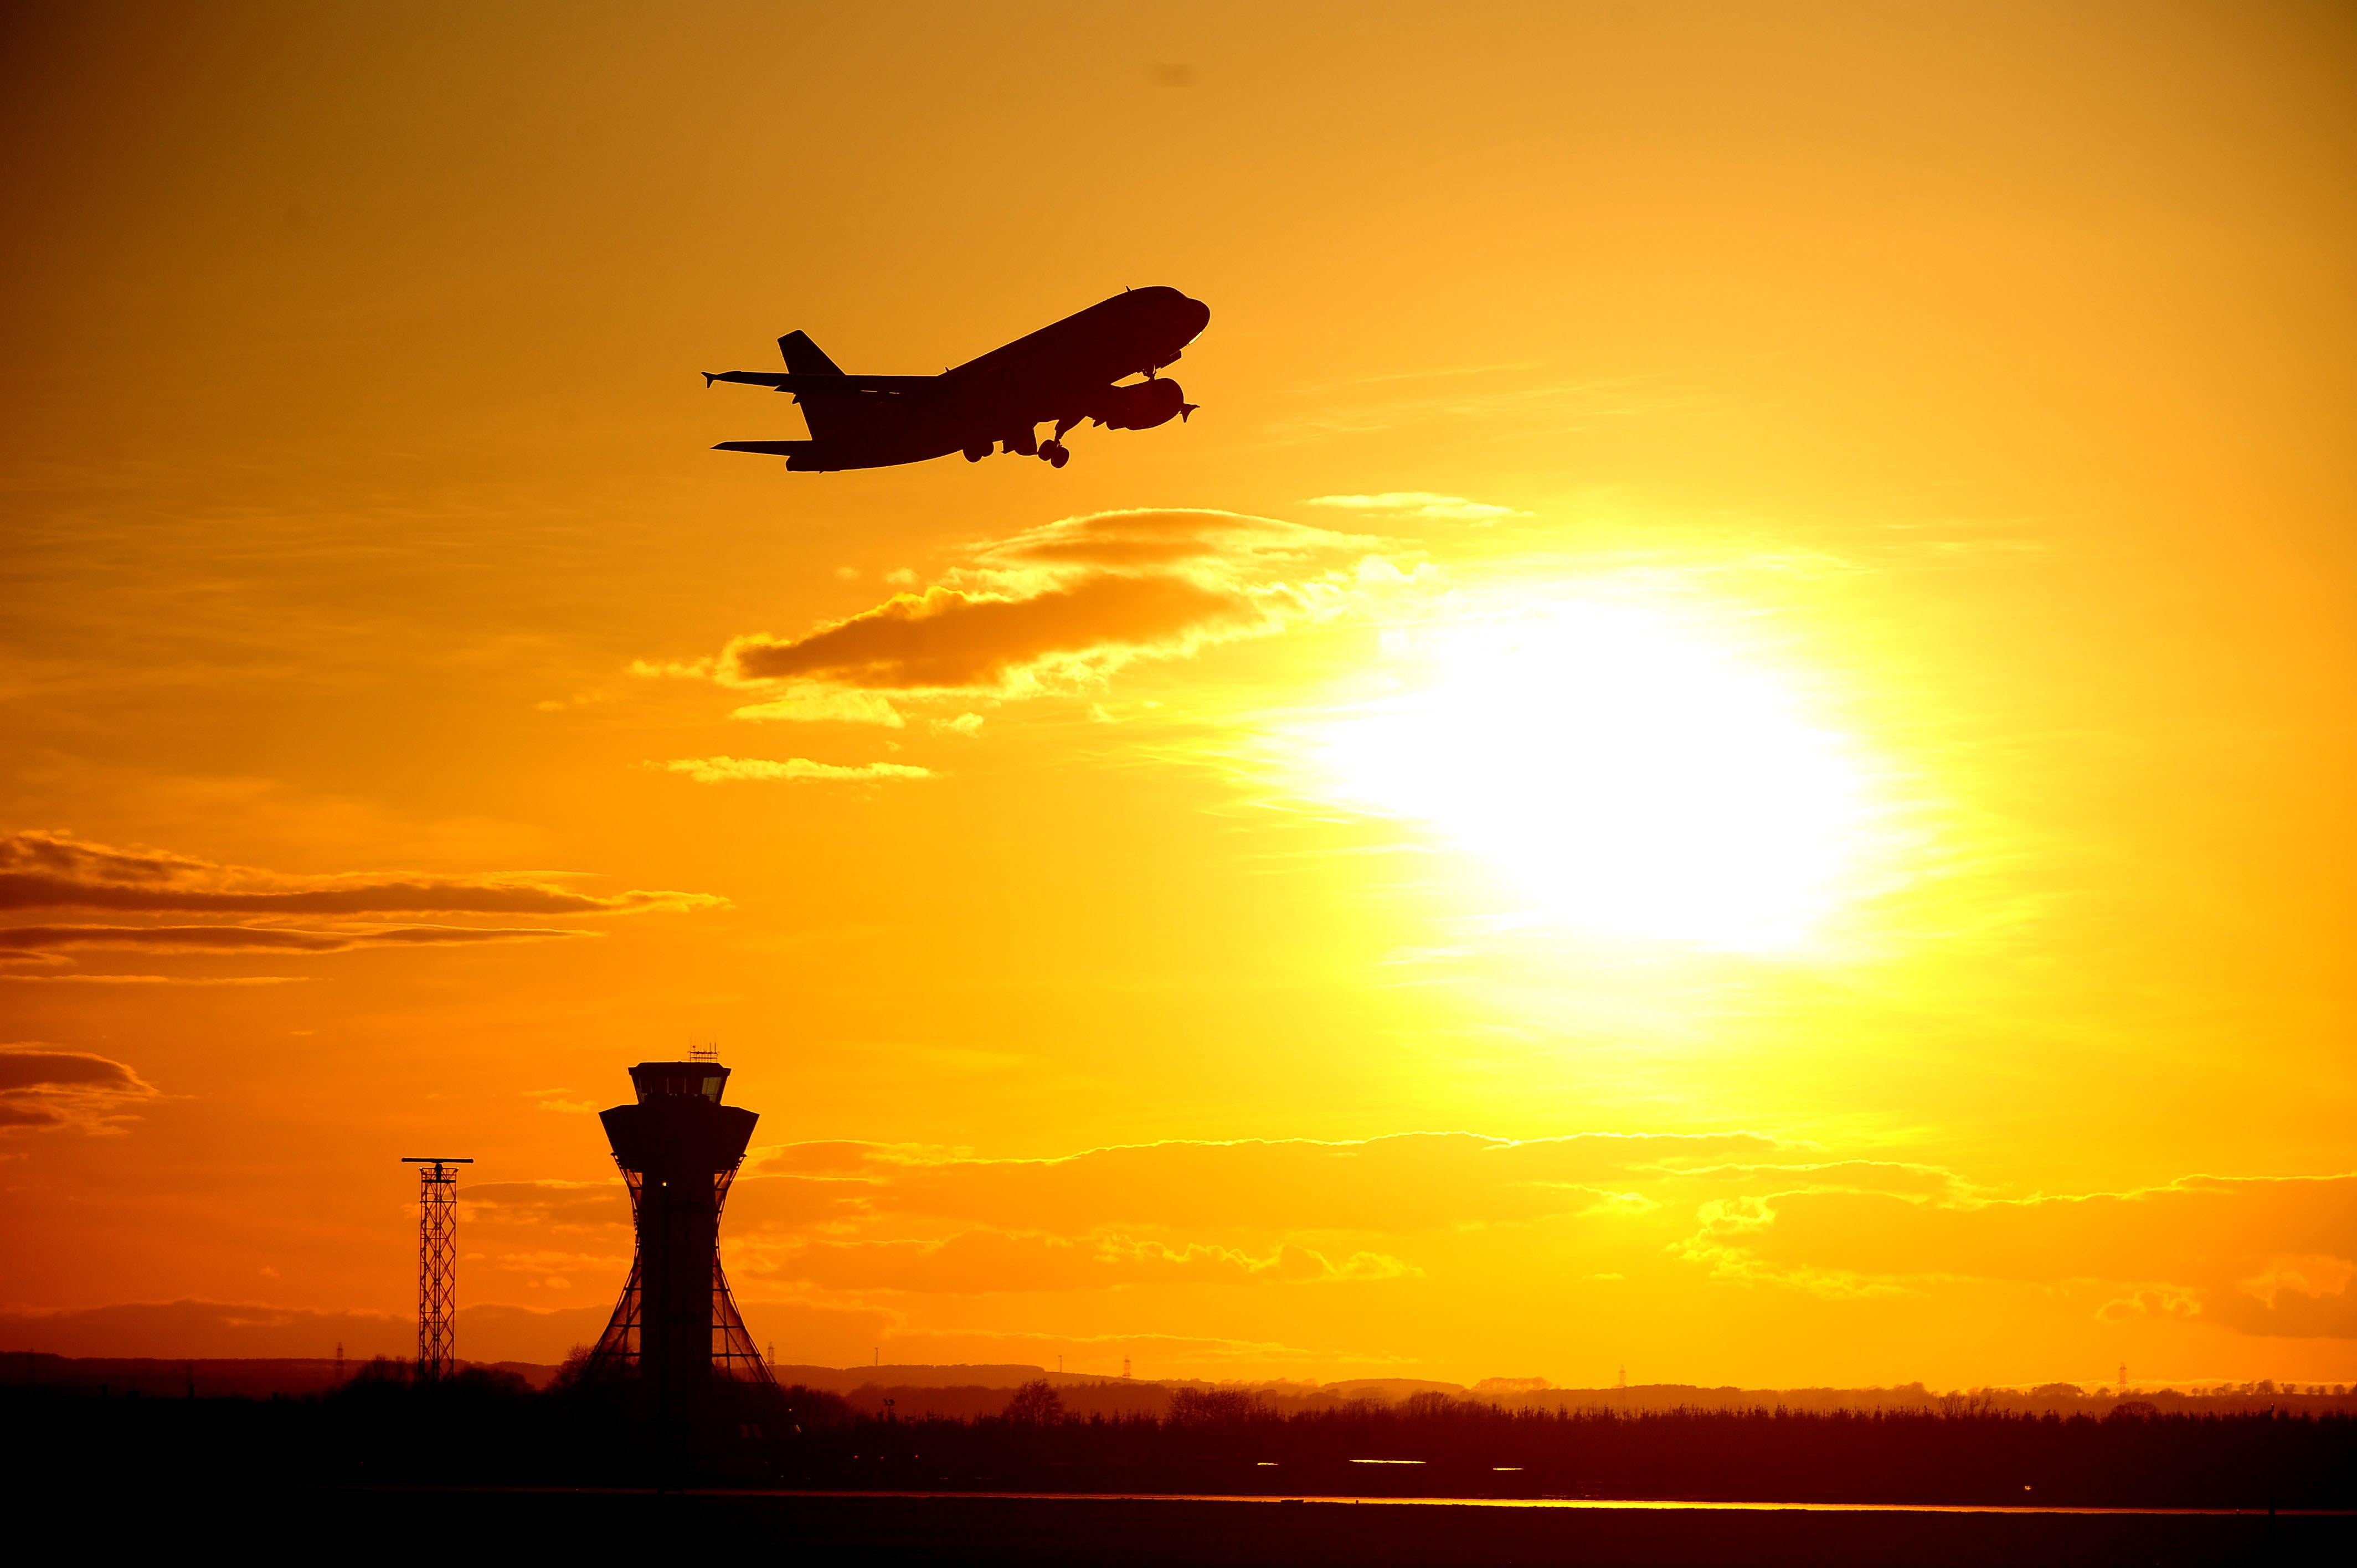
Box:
(401, 1156, 472, 1380)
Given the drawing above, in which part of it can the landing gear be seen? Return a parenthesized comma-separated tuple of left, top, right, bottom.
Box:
(1039, 440, 1069, 468)
(963, 442, 991, 462)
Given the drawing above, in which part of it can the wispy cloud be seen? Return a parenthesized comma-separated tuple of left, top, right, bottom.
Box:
(0, 1045, 158, 1134)
(0, 923, 586, 956)
(730, 688, 908, 728)
(0, 1298, 599, 1362)
(0, 830, 719, 915)
(766, 1229, 1414, 1296)
(972, 509, 1377, 572)
(0, 973, 306, 986)
(1305, 492, 1522, 523)
(653, 756, 935, 785)
(0, 831, 716, 982)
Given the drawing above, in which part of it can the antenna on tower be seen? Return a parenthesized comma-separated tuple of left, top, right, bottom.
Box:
(402, 1157, 472, 1381)
(691, 1039, 720, 1063)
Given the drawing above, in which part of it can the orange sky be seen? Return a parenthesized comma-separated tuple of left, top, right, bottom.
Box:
(4, 2, 2354, 1388)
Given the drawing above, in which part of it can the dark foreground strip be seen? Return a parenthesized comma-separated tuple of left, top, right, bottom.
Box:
(118, 1487, 2357, 1565)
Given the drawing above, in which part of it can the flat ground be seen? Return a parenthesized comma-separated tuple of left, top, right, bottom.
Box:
(135, 1489, 2353, 1565)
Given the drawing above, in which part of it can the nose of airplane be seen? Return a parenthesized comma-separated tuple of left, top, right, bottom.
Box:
(1180, 295, 1212, 341)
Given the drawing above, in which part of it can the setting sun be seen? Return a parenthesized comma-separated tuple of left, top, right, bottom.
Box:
(1303, 599, 1881, 951)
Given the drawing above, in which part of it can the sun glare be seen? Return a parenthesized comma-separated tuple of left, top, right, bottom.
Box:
(1304, 600, 1879, 952)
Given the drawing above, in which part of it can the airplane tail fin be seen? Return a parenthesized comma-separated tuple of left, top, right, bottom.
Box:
(777, 331, 857, 437)
(779, 331, 843, 378)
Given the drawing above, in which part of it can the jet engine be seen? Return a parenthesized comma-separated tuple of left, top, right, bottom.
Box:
(1094, 379, 1195, 431)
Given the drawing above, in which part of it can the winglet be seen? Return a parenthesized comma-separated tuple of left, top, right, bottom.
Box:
(1180, 403, 1199, 422)
(702, 372, 718, 387)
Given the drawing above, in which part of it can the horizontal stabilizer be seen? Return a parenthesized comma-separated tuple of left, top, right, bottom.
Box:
(706, 370, 932, 395)
(713, 440, 812, 456)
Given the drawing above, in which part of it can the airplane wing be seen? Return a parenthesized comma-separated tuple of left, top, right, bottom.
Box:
(713, 439, 906, 472)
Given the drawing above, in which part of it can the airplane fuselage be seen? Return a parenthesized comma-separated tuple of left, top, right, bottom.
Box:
(706, 287, 1211, 472)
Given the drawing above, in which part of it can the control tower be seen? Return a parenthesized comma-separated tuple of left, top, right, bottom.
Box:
(586, 1055, 772, 1390)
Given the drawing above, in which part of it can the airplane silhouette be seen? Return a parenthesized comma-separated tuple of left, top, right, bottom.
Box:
(703, 287, 1210, 471)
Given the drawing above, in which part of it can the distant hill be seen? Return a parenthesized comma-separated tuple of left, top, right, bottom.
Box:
(773, 1364, 1052, 1393)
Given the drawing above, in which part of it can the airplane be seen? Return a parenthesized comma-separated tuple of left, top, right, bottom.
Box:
(702, 286, 1210, 471)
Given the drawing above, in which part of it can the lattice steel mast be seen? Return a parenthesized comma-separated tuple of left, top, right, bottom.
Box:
(402, 1156, 471, 1380)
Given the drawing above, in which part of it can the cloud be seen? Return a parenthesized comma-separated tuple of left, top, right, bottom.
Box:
(2097, 1286, 2203, 1324)
(653, 756, 935, 784)
(1695, 1175, 2357, 1283)
(0, 973, 306, 986)
(461, 1178, 631, 1229)
(733, 1136, 2357, 1343)
(696, 510, 1381, 709)
(0, 1298, 610, 1363)
(452, 1180, 633, 1294)
(441, 1132, 2357, 1377)
(1305, 492, 1522, 522)
(974, 509, 1375, 571)
(1675, 1173, 2357, 1337)
(2214, 1254, 2357, 1339)
(0, 1045, 157, 1134)
(730, 688, 907, 728)
(0, 923, 587, 956)
(2240, 1253, 2355, 1308)
(0, 833, 712, 982)
(0, 1047, 147, 1094)
(724, 575, 1265, 693)
(755, 1229, 1414, 1296)
(534, 689, 618, 713)
(0, 830, 720, 916)
(724, 1132, 1783, 1240)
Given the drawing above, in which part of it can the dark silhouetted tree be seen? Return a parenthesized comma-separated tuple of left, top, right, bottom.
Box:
(1169, 1387, 1263, 1426)
(1003, 1379, 1066, 1425)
